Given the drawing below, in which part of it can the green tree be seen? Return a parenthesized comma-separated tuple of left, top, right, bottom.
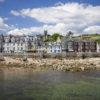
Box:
(51, 33, 61, 42)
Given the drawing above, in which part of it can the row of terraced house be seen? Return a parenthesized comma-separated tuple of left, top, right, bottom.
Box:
(0, 33, 100, 57)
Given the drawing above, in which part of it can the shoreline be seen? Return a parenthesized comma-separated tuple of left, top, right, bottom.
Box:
(0, 57, 100, 72)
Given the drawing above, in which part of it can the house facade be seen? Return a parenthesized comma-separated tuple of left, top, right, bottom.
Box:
(47, 42, 62, 54)
(47, 37, 62, 54)
(96, 42, 100, 52)
(0, 35, 4, 53)
(3, 35, 39, 53)
(3, 36, 27, 53)
(0, 34, 98, 55)
(79, 41, 96, 52)
(61, 37, 97, 53)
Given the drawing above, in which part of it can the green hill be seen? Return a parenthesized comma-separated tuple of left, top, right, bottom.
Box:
(76, 34, 100, 42)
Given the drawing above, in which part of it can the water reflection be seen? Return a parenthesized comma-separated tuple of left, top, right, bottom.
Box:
(0, 68, 100, 100)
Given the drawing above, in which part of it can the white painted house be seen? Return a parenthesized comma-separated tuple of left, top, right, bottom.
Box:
(47, 42, 62, 54)
(3, 35, 37, 53)
(3, 36, 28, 53)
(47, 37, 62, 54)
(96, 42, 100, 52)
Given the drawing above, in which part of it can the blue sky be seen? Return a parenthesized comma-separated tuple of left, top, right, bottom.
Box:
(0, 0, 100, 35)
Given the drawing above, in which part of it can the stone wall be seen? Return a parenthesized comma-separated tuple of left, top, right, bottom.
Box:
(1, 52, 100, 58)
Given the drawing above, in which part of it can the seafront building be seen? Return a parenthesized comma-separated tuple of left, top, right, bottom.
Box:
(47, 37, 62, 54)
(47, 42, 62, 54)
(61, 37, 96, 53)
(0, 34, 4, 53)
(0, 33, 98, 56)
(0, 34, 44, 54)
(96, 38, 100, 53)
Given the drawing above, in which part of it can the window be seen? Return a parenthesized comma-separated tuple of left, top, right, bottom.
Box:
(7, 47, 9, 51)
(13, 47, 15, 51)
(85, 42, 90, 46)
(7, 43, 9, 46)
(58, 50, 60, 52)
(68, 42, 74, 51)
(21, 43, 23, 46)
(21, 47, 23, 50)
(50, 46, 52, 49)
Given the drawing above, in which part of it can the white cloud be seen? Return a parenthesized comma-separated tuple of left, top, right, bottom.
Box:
(54, 1, 64, 6)
(7, 27, 43, 35)
(0, 17, 5, 27)
(83, 26, 100, 34)
(7, 23, 80, 36)
(0, 17, 9, 31)
(11, 10, 20, 16)
(0, 0, 4, 2)
(10, 3, 100, 35)
(0, 17, 15, 33)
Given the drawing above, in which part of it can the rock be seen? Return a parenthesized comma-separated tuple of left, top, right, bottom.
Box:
(0, 57, 5, 61)
(80, 67, 85, 71)
(23, 57, 27, 62)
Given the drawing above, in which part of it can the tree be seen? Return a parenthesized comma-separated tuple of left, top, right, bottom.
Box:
(51, 33, 61, 42)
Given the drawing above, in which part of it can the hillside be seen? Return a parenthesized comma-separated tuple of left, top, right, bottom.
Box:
(76, 34, 100, 42)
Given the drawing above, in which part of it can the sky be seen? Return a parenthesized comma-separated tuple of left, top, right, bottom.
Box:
(0, 0, 100, 35)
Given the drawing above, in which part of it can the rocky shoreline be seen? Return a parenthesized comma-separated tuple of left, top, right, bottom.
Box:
(0, 57, 100, 72)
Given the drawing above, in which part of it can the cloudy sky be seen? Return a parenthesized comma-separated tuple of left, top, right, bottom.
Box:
(0, 0, 100, 35)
